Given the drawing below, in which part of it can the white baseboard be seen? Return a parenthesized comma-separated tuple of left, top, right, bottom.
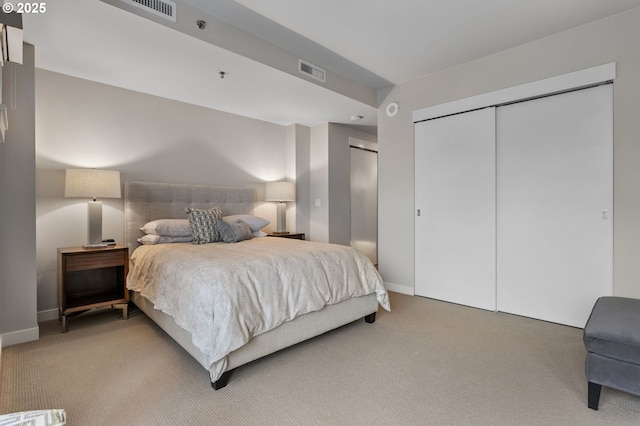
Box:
(37, 308, 59, 323)
(385, 282, 414, 296)
(1, 326, 39, 347)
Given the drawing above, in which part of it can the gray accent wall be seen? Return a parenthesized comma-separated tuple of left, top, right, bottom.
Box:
(377, 7, 640, 298)
(0, 44, 38, 346)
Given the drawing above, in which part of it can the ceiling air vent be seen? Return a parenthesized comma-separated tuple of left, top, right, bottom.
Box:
(299, 60, 326, 83)
(121, 0, 176, 21)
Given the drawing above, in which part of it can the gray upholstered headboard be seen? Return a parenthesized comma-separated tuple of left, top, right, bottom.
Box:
(124, 181, 256, 254)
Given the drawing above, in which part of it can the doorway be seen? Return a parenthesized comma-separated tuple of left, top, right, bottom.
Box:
(350, 138, 378, 265)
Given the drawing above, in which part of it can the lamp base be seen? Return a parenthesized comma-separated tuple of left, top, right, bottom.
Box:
(87, 201, 103, 245)
(275, 202, 287, 233)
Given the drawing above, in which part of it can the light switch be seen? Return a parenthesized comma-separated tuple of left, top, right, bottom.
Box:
(315, 199, 321, 207)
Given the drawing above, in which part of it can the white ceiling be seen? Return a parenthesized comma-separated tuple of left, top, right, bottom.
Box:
(21, 0, 640, 129)
(227, 0, 640, 84)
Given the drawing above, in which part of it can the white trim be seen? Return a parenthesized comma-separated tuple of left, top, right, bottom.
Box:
(413, 63, 616, 123)
(38, 308, 59, 323)
(385, 282, 414, 296)
(1, 326, 39, 347)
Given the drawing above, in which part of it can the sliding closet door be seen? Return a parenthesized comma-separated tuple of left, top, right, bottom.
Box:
(415, 108, 496, 310)
(497, 84, 613, 327)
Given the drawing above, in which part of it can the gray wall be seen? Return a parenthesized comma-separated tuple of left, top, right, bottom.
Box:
(309, 123, 330, 241)
(377, 7, 640, 297)
(289, 124, 311, 237)
(328, 124, 376, 246)
(0, 44, 38, 346)
(34, 70, 292, 318)
(309, 123, 377, 243)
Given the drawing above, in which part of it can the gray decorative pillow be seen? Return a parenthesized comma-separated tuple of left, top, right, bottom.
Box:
(217, 219, 253, 243)
(185, 207, 223, 244)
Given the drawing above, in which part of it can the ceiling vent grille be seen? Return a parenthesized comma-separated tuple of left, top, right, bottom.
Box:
(121, 0, 176, 21)
(299, 60, 326, 83)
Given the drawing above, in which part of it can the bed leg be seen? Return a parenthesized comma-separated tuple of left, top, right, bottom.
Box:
(212, 370, 233, 390)
(364, 312, 376, 324)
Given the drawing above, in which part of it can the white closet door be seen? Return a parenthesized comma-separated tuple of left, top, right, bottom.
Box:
(415, 108, 496, 310)
(497, 85, 613, 327)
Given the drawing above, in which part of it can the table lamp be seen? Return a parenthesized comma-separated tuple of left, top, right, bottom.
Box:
(65, 169, 121, 248)
(265, 181, 295, 234)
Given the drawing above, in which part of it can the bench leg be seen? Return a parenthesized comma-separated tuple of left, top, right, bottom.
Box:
(588, 381, 601, 410)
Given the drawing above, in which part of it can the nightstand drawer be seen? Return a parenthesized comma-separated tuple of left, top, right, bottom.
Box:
(57, 245, 129, 332)
(64, 250, 125, 271)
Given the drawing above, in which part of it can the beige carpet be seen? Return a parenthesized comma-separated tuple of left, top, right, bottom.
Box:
(1, 292, 639, 425)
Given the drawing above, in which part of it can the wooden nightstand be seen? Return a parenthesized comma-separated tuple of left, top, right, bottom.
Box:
(267, 233, 305, 240)
(57, 245, 129, 332)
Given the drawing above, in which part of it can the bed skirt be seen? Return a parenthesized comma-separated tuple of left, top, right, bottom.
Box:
(130, 291, 378, 384)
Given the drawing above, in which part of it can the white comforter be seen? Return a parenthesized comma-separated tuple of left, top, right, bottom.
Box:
(127, 237, 390, 381)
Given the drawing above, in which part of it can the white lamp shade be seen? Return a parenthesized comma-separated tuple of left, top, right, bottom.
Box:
(265, 181, 295, 202)
(65, 169, 121, 199)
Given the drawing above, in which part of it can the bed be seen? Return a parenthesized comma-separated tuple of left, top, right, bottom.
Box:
(124, 181, 390, 389)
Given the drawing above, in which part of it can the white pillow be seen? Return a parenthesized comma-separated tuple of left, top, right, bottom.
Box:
(140, 219, 191, 236)
(137, 234, 193, 245)
(223, 215, 270, 232)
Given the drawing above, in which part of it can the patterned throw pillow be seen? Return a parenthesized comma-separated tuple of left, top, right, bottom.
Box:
(217, 219, 253, 243)
(185, 207, 223, 244)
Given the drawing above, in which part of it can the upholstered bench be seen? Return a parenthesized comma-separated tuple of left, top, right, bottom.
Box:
(583, 296, 640, 410)
(0, 409, 66, 425)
